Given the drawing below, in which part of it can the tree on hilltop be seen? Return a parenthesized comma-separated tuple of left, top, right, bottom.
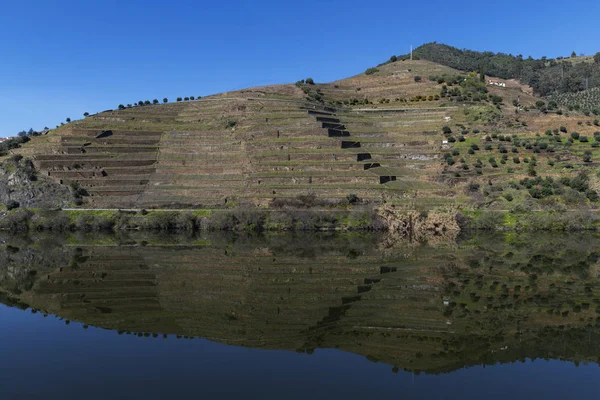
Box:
(176, 97, 182, 102)
(66, 117, 71, 122)
(83, 112, 89, 117)
(305, 78, 314, 85)
(594, 52, 600, 64)
(390, 55, 397, 62)
(163, 98, 168, 103)
(153, 99, 159, 104)
(571, 51, 577, 58)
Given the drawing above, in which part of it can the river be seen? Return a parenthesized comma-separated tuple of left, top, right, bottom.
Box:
(1, 231, 599, 399)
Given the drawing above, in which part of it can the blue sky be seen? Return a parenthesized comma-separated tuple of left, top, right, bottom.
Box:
(1, 0, 599, 135)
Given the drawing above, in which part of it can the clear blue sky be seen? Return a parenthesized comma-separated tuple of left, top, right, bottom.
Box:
(1, 0, 599, 136)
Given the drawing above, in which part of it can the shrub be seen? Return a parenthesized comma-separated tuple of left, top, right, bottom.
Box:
(442, 125, 452, 134)
(414, 76, 422, 82)
(0, 208, 32, 231)
(571, 131, 580, 139)
(5, 200, 20, 210)
(473, 211, 504, 230)
(69, 182, 88, 199)
(560, 126, 567, 133)
(365, 68, 379, 75)
(490, 95, 503, 104)
(468, 182, 480, 192)
(305, 78, 315, 85)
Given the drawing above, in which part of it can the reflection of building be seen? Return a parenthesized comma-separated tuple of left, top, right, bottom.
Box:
(488, 79, 506, 87)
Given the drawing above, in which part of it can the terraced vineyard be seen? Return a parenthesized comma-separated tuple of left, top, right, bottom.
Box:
(14, 73, 458, 208)
(548, 87, 600, 114)
(5, 58, 600, 215)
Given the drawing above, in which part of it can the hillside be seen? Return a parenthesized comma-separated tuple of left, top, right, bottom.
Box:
(2, 56, 600, 224)
(406, 43, 600, 99)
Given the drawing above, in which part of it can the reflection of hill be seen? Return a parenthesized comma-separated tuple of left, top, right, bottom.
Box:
(1, 232, 600, 374)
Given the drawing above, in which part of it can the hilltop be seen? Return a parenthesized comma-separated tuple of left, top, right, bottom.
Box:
(2, 49, 600, 232)
(406, 43, 600, 98)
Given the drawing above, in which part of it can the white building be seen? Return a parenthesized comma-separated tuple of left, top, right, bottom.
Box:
(488, 80, 506, 88)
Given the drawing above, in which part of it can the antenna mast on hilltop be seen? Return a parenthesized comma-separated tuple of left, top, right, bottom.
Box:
(410, 45, 413, 61)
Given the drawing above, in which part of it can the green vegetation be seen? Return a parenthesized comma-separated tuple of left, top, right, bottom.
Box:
(0, 135, 31, 156)
(409, 42, 600, 96)
(0, 203, 385, 233)
(548, 88, 600, 114)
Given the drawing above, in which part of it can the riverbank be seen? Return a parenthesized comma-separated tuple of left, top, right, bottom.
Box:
(2, 204, 600, 234)
(0, 206, 386, 233)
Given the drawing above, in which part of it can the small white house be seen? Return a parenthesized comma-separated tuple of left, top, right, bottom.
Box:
(488, 80, 506, 88)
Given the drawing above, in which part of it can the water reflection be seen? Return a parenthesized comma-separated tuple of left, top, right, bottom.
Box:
(2, 231, 600, 375)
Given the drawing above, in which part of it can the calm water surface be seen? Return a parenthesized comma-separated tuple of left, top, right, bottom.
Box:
(1, 231, 600, 399)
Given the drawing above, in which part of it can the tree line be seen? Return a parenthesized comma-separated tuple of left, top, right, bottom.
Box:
(118, 96, 201, 110)
(396, 43, 600, 97)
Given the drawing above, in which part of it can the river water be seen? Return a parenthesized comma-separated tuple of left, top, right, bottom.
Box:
(1, 231, 599, 399)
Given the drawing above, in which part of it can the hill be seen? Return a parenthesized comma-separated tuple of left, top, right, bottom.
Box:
(2, 54, 600, 231)
(406, 43, 600, 100)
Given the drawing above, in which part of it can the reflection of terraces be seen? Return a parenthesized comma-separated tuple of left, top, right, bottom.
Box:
(34, 247, 164, 332)
(312, 266, 395, 329)
(6, 231, 600, 374)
